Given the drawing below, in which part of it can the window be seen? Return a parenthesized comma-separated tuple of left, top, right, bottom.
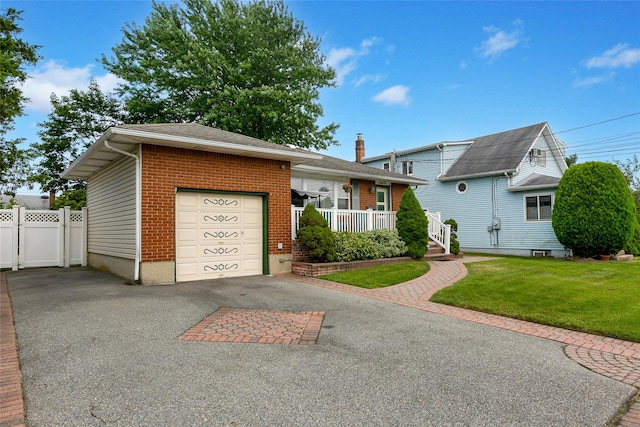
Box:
(383, 162, 390, 171)
(525, 194, 552, 221)
(401, 161, 413, 175)
(456, 181, 468, 194)
(529, 148, 546, 167)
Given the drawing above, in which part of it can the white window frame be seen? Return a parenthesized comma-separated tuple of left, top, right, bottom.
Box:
(456, 181, 468, 194)
(402, 160, 413, 175)
(524, 193, 553, 222)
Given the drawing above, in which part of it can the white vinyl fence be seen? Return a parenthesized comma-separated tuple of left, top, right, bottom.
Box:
(0, 206, 87, 270)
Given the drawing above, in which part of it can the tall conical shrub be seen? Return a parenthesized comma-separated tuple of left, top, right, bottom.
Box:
(396, 187, 429, 259)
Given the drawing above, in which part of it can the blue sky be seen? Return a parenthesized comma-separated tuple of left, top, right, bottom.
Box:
(5, 0, 640, 194)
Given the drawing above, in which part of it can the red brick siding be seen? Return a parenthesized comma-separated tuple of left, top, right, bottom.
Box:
(140, 145, 291, 263)
(357, 180, 377, 210)
(391, 184, 408, 211)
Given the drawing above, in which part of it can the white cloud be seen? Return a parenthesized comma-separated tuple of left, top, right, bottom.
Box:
(573, 72, 616, 88)
(478, 21, 524, 60)
(373, 85, 410, 106)
(584, 43, 640, 69)
(326, 37, 382, 86)
(22, 60, 122, 114)
(354, 73, 384, 87)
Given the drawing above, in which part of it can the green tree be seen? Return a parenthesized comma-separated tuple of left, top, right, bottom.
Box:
(51, 189, 86, 210)
(30, 79, 126, 195)
(396, 187, 429, 259)
(552, 162, 636, 257)
(565, 153, 578, 167)
(101, 0, 338, 150)
(444, 218, 460, 255)
(614, 155, 640, 256)
(0, 8, 41, 196)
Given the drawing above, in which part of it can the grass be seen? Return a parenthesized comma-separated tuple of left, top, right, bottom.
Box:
(318, 261, 430, 289)
(430, 257, 640, 342)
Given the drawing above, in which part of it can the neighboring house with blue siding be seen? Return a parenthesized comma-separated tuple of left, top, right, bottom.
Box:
(361, 122, 571, 257)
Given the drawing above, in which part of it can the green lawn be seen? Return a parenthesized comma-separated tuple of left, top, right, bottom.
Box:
(318, 261, 430, 289)
(431, 257, 640, 342)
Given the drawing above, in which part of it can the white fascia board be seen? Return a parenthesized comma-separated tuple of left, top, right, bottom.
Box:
(293, 164, 429, 185)
(439, 168, 516, 182)
(508, 183, 558, 192)
(110, 127, 322, 163)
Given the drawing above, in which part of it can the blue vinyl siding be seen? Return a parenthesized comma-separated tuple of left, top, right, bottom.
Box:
(364, 136, 569, 257)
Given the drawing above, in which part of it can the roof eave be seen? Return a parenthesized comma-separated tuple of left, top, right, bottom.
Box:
(439, 168, 517, 182)
(508, 183, 559, 192)
(292, 164, 429, 185)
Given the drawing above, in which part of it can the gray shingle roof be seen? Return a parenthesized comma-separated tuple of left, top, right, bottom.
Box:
(441, 122, 548, 180)
(507, 173, 561, 192)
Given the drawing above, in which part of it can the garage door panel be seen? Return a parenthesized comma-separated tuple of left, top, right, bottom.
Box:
(200, 195, 241, 209)
(201, 228, 242, 242)
(176, 192, 264, 282)
(201, 213, 240, 225)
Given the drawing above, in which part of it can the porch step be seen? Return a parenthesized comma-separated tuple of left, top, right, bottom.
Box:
(424, 252, 461, 261)
(427, 240, 445, 255)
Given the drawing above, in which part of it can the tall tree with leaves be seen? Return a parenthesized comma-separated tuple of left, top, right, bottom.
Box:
(30, 79, 127, 194)
(0, 8, 41, 196)
(101, 0, 338, 150)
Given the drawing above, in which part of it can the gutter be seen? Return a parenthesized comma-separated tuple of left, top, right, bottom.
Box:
(104, 139, 141, 282)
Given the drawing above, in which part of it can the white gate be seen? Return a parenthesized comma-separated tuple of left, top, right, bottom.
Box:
(0, 206, 87, 270)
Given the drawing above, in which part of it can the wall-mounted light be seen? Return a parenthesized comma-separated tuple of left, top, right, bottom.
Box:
(280, 164, 286, 170)
(369, 186, 376, 194)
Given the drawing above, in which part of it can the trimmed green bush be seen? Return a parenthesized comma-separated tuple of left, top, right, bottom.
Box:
(297, 204, 336, 262)
(444, 218, 460, 255)
(334, 232, 380, 262)
(299, 203, 328, 227)
(552, 162, 636, 257)
(623, 221, 640, 256)
(396, 187, 429, 259)
(362, 229, 408, 258)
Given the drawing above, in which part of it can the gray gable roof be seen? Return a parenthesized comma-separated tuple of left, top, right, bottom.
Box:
(292, 154, 428, 185)
(63, 123, 427, 185)
(441, 122, 548, 181)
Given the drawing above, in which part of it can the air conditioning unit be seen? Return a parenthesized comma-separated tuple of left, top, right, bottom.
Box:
(530, 148, 543, 158)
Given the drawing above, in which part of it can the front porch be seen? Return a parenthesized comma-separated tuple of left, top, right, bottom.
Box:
(291, 206, 452, 256)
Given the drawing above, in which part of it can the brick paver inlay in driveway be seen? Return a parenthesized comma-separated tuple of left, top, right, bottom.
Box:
(179, 307, 325, 345)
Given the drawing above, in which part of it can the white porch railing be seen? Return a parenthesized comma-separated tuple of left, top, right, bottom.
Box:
(292, 206, 396, 238)
(425, 211, 451, 255)
(291, 206, 451, 255)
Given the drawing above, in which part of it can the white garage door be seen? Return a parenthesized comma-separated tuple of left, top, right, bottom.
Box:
(175, 192, 263, 282)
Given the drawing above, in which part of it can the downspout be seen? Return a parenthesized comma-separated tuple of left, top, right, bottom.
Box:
(104, 140, 141, 282)
(437, 144, 444, 177)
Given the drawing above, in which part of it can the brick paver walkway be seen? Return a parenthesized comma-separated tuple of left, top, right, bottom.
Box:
(281, 256, 640, 426)
(179, 307, 324, 345)
(0, 272, 26, 427)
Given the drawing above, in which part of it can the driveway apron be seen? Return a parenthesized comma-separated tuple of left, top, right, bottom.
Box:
(5, 267, 636, 426)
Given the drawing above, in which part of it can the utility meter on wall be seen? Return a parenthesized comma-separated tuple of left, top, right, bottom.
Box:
(492, 217, 501, 230)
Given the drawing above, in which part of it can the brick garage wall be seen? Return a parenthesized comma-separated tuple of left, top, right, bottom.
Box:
(140, 145, 291, 263)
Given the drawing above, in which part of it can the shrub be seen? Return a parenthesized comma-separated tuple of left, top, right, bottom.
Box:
(334, 232, 380, 262)
(396, 187, 429, 259)
(299, 203, 328, 227)
(297, 204, 336, 262)
(552, 162, 636, 257)
(362, 229, 408, 258)
(444, 218, 460, 255)
(623, 220, 640, 256)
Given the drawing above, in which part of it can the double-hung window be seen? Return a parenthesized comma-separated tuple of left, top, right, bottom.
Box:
(402, 161, 413, 175)
(525, 194, 552, 221)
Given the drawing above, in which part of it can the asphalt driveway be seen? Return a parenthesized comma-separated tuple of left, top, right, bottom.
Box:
(6, 267, 634, 426)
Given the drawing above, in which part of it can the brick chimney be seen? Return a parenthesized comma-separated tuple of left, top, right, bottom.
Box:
(355, 133, 365, 163)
